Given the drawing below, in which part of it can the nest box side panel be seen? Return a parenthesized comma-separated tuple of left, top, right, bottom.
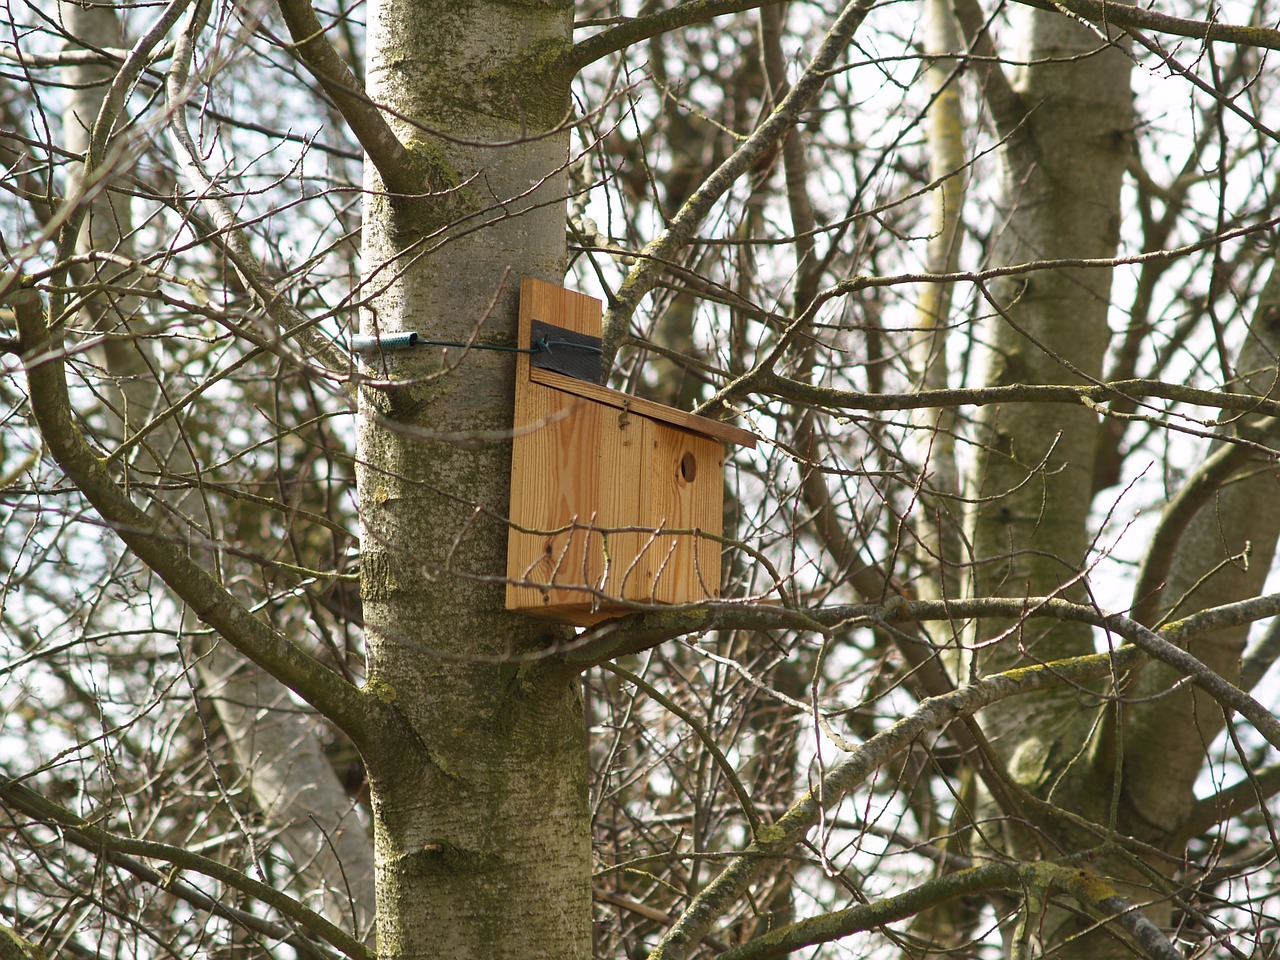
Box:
(507, 385, 602, 612)
(506, 280, 611, 619)
(623, 419, 725, 605)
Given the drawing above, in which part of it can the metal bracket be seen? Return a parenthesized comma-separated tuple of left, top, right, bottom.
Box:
(529, 319, 602, 384)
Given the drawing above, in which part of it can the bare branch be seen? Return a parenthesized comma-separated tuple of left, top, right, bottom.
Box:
(5, 278, 395, 754)
(600, 0, 877, 373)
(563, 0, 786, 73)
(165, 1, 353, 376)
(568, 594, 1280, 750)
(951, 0, 1025, 141)
(1019, 0, 1280, 52)
(753, 373, 1280, 421)
(0, 776, 371, 960)
(272, 0, 419, 195)
(1178, 761, 1280, 840)
(642, 647, 1145, 960)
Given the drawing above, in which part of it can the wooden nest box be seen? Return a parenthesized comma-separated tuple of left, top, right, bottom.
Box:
(506, 279, 756, 625)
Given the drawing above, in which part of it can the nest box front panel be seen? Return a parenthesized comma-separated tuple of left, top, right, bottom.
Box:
(626, 415, 724, 605)
(507, 398, 724, 619)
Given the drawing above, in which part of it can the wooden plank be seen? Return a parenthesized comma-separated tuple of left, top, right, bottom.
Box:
(529, 365, 757, 448)
(507, 278, 732, 625)
(593, 397, 646, 602)
(519, 277, 602, 342)
(506, 387, 603, 612)
(507, 282, 607, 616)
(635, 421, 723, 604)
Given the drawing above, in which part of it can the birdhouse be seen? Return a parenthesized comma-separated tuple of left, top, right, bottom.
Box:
(506, 279, 756, 625)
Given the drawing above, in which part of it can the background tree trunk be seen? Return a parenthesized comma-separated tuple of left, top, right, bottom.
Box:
(966, 11, 1136, 955)
(969, 11, 1131, 798)
(1122, 261, 1280, 840)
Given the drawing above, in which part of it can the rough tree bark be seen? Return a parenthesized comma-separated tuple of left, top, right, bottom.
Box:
(969, 11, 1131, 797)
(353, 1, 592, 957)
(966, 9, 1135, 955)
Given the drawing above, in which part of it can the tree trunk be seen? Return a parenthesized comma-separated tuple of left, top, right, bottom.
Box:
(355, 1, 592, 957)
(966, 9, 1135, 955)
(970, 10, 1131, 800)
(1122, 261, 1280, 840)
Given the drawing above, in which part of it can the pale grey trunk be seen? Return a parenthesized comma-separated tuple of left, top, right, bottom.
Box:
(910, 0, 966, 630)
(356, 2, 591, 958)
(198, 649, 377, 938)
(908, 10, 973, 955)
(1122, 263, 1280, 839)
(60, 0, 376, 938)
(965, 10, 1134, 956)
(968, 11, 1131, 795)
